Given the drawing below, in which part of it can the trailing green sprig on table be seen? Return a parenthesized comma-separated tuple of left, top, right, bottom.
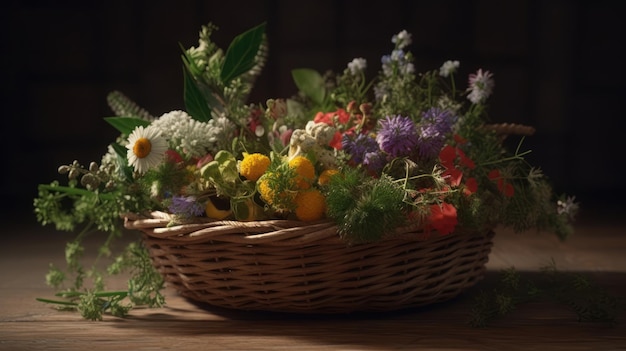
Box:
(469, 262, 625, 327)
(36, 241, 164, 321)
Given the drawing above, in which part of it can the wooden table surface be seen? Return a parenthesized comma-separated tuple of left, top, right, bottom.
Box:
(1, 209, 625, 351)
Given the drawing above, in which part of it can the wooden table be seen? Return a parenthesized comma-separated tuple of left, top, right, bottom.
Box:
(1, 211, 625, 351)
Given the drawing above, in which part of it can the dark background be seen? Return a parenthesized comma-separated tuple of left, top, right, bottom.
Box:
(2, 0, 625, 224)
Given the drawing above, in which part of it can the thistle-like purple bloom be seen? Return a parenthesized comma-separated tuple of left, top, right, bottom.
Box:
(376, 115, 418, 158)
(416, 108, 457, 159)
(168, 195, 205, 217)
(363, 151, 388, 175)
(342, 132, 380, 164)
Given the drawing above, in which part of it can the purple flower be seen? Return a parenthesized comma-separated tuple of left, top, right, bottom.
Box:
(416, 108, 457, 159)
(421, 107, 457, 135)
(168, 195, 205, 217)
(376, 115, 418, 158)
(363, 151, 388, 175)
(342, 132, 380, 164)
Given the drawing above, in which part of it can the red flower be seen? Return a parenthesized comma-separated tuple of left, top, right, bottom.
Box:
(453, 134, 468, 144)
(329, 131, 343, 150)
(425, 202, 458, 235)
(439, 145, 457, 169)
(488, 169, 515, 197)
(313, 111, 331, 125)
(464, 177, 478, 195)
(487, 169, 500, 180)
(443, 167, 463, 187)
(314, 108, 350, 126)
(165, 149, 183, 164)
(456, 148, 475, 169)
(247, 108, 264, 136)
(314, 108, 355, 150)
(502, 183, 514, 197)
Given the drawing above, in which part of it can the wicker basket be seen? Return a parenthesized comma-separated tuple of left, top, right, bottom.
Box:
(124, 211, 495, 313)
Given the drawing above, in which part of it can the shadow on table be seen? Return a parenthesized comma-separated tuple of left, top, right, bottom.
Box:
(107, 270, 626, 349)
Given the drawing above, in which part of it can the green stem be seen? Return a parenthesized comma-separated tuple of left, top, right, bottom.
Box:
(478, 149, 532, 167)
(36, 297, 78, 306)
(55, 290, 129, 299)
(38, 184, 116, 201)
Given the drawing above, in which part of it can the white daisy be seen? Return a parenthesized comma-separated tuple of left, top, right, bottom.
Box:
(126, 125, 168, 174)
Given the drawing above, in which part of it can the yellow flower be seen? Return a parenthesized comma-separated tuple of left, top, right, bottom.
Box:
(205, 196, 232, 220)
(318, 168, 339, 186)
(294, 189, 326, 221)
(257, 173, 276, 205)
(288, 156, 315, 190)
(239, 153, 271, 181)
(257, 172, 296, 209)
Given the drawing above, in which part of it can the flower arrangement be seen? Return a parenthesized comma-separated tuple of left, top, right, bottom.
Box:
(34, 22, 581, 321)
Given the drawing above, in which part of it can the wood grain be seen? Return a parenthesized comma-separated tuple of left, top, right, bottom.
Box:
(1, 213, 625, 351)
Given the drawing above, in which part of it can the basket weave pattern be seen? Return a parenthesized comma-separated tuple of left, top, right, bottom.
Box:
(124, 211, 494, 313)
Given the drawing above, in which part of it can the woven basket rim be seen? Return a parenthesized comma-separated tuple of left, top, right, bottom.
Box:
(123, 211, 490, 245)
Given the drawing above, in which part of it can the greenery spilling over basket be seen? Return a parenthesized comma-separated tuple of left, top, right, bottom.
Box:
(34, 22, 580, 321)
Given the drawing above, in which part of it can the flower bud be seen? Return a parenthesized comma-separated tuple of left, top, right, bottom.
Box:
(266, 99, 287, 120)
(359, 102, 372, 115)
(58, 165, 70, 174)
(347, 101, 359, 114)
(68, 168, 79, 180)
(81, 173, 100, 190)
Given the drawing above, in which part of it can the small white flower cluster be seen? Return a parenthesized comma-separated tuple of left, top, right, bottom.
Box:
(439, 60, 460, 77)
(347, 58, 367, 75)
(391, 30, 412, 49)
(150, 110, 235, 159)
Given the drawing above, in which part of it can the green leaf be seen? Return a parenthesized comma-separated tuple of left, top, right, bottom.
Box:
(231, 198, 251, 221)
(111, 142, 127, 160)
(292, 68, 326, 105)
(182, 64, 213, 122)
(179, 44, 204, 78)
(111, 142, 134, 181)
(220, 22, 266, 84)
(104, 117, 150, 136)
